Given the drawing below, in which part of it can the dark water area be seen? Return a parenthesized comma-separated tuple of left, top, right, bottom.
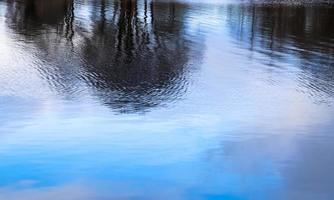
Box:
(0, 0, 334, 199)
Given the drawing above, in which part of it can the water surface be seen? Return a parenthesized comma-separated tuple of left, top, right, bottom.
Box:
(0, 0, 334, 199)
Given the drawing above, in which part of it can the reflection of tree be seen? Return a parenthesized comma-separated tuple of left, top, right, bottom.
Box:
(227, 4, 334, 99)
(5, 0, 74, 38)
(79, 1, 197, 112)
(6, 0, 204, 113)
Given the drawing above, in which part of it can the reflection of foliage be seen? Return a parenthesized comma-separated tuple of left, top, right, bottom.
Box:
(80, 1, 196, 112)
(5, 0, 74, 35)
(226, 4, 334, 99)
(6, 0, 204, 113)
(227, 4, 334, 54)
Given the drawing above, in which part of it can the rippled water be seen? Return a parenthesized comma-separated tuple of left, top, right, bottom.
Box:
(0, 0, 334, 199)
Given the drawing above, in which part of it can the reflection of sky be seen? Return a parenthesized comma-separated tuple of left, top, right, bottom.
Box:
(0, 104, 283, 199)
(0, 1, 334, 199)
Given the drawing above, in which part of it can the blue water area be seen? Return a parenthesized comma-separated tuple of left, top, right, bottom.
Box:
(0, 0, 333, 199)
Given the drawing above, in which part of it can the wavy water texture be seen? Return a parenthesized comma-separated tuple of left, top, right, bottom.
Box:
(0, 0, 333, 199)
